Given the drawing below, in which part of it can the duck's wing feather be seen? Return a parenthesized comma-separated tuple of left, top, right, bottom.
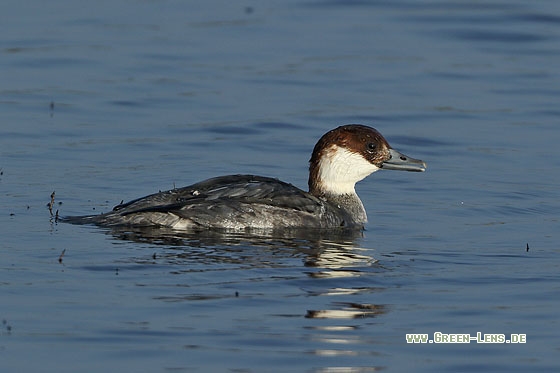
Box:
(112, 174, 322, 215)
(64, 175, 348, 228)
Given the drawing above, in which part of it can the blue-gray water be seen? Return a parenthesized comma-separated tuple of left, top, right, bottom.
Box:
(1, 0, 559, 371)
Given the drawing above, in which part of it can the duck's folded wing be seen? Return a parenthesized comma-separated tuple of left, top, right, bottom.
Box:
(94, 174, 325, 228)
(117, 175, 323, 215)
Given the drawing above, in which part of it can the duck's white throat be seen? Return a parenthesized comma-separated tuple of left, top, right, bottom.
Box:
(315, 145, 379, 195)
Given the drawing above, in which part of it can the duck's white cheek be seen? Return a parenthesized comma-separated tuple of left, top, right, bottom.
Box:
(317, 147, 379, 194)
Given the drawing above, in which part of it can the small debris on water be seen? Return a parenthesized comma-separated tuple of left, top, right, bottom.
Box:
(58, 249, 66, 264)
(2, 319, 12, 335)
(47, 191, 56, 216)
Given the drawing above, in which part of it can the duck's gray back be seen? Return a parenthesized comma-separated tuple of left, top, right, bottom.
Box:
(64, 175, 355, 229)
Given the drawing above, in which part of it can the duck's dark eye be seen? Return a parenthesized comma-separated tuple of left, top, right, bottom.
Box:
(367, 142, 377, 152)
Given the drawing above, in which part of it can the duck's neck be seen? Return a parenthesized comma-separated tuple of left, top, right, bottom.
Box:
(309, 164, 369, 225)
(320, 190, 368, 224)
(308, 146, 377, 224)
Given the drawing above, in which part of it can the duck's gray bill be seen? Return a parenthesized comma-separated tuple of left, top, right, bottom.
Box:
(381, 148, 427, 172)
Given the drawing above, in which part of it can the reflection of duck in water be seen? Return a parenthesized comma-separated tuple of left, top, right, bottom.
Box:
(107, 225, 377, 273)
(65, 125, 425, 230)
